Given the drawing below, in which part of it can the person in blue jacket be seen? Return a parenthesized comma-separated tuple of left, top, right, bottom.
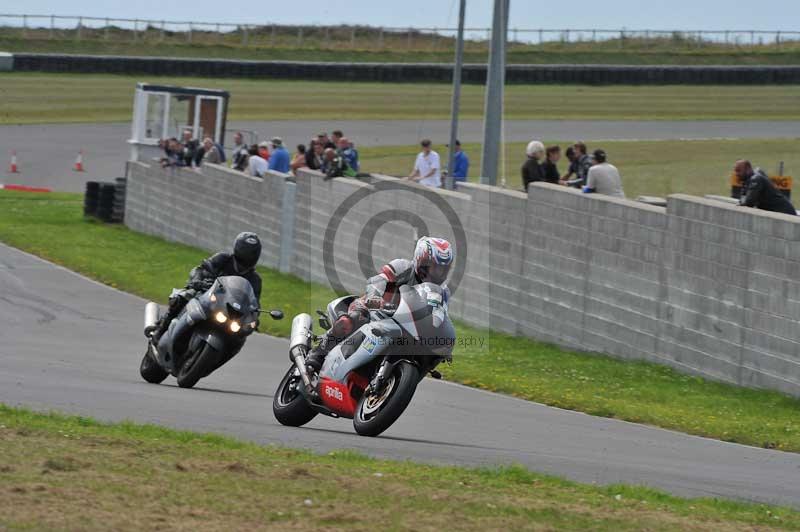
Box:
(450, 140, 469, 182)
(267, 137, 290, 174)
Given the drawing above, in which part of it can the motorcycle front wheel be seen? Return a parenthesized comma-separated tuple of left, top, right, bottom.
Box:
(273, 366, 317, 427)
(176, 342, 220, 388)
(353, 361, 419, 437)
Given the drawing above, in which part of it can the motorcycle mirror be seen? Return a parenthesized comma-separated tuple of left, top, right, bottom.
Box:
(269, 310, 284, 320)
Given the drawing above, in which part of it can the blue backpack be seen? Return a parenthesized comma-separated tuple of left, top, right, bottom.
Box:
(214, 142, 227, 163)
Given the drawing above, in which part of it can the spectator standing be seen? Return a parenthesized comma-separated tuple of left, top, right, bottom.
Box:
(408, 139, 442, 188)
(450, 140, 469, 182)
(291, 144, 309, 173)
(521, 140, 545, 192)
(323, 147, 354, 179)
(247, 144, 269, 177)
(305, 140, 324, 170)
(318, 132, 335, 150)
(560, 146, 578, 183)
(332, 130, 344, 146)
(201, 137, 222, 165)
(231, 132, 249, 171)
(181, 129, 202, 167)
(268, 137, 290, 173)
(337, 137, 359, 172)
(160, 138, 184, 168)
(256, 141, 271, 163)
(735, 160, 796, 215)
(564, 142, 592, 187)
(541, 145, 561, 184)
(584, 149, 625, 198)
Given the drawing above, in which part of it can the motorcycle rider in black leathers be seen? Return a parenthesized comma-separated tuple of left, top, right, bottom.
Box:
(305, 236, 454, 373)
(148, 232, 263, 345)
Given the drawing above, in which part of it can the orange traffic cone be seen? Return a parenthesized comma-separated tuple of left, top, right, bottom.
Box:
(9, 150, 19, 173)
(73, 150, 85, 172)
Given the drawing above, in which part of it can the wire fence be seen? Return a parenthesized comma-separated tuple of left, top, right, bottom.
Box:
(1, 14, 799, 51)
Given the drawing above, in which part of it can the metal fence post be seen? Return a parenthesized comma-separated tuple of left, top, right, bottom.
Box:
(592, 29, 596, 42)
(407, 28, 413, 49)
(776, 31, 781, 49)
(187, 23, 192, 43)
(271, 24, 276, 46)
(160, 20, 165, 42)
(76, 17, 82, 41)
(133, 19, 138, 42)
(50, 15, 54, 39)
(104, 18, 109, 40)
(324, 26, 330, 47)
(242, 25, 248, 46)
(378, 27, 384, 48)
(297, 26, 303, 47)
(350, 27, 356, 48)
(22, 14, 27, 38)
(431, 27, 438, 50)
(619, 30, 624, 48)
(538, 28, 543, 44)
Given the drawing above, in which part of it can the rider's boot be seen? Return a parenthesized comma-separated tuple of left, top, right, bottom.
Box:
(305, 331, 337, 373)
(149, 298, 183, 346)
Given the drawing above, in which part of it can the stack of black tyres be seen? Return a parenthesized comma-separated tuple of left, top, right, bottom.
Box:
(84, 179, 126, 223)
(96, 183, 116, 222)
(83, 181, 99, 216)
(112, 178, 126, 223)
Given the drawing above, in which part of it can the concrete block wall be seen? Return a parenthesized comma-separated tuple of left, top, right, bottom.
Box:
(125, 163, 800, 397)
(125, 161, 289, 269)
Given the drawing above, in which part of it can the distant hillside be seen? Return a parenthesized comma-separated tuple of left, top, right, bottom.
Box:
(2, 23, 799, 65)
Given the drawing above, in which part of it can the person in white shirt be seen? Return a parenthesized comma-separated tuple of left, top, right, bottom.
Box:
(247, 142, 269, 178)
(408, 139, 441, 188)
(584, 149, 625, 198)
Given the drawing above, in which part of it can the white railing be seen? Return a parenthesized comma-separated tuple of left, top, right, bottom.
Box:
(1, 13, 798, 49)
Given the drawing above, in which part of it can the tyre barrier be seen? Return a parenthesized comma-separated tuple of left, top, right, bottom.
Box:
(12, 53, 800, 85)
(83, 181, 99, 217)
(84, 179, 126, 223)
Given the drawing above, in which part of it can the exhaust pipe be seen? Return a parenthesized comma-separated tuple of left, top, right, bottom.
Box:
(144, 302, 160, 333)
(289, 314, 313, 389)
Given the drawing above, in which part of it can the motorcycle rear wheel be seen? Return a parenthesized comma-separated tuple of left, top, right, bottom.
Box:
(353, 361, 419, 437)
(176, 343, 220, 389)
(273, 366, 317, 427)
(139, 347, 168, 384)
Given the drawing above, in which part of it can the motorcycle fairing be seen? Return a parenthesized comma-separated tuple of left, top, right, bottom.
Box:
(156, 298, 207, 370)
(320, 319, 403, 382)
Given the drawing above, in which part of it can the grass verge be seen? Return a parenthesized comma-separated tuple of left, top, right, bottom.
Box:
(0, 404, 798, 531)
(2, 190, 800, 452)
(361, 138, 800, 199)
(2, 72, 800, 124)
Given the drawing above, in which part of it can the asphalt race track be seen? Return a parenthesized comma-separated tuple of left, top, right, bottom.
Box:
(2, 242, 800, 507)
(2, 119, 799, 192)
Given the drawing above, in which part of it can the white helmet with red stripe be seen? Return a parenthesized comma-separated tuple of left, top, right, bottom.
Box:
(413, 237, 453, 285)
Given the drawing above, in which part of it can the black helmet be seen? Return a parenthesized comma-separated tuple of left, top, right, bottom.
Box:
(233, 232, 261, 273)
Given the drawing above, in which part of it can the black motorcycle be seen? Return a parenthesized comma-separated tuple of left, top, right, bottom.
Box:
(139, 275, 283, 388)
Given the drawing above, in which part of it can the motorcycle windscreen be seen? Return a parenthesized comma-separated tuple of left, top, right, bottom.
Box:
(214, 276, 259, 320)
(391, 283, 456, 358)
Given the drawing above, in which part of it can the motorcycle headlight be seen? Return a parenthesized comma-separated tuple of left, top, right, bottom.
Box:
(215, 311, 227, 323)
(229, 321, 241, 333)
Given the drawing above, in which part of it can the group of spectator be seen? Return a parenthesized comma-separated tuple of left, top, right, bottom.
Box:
(159, 129, 226, 169)
(521, 140, 625, 198)
(160, 128, 363, 181)
(230, 129, 362, 180)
